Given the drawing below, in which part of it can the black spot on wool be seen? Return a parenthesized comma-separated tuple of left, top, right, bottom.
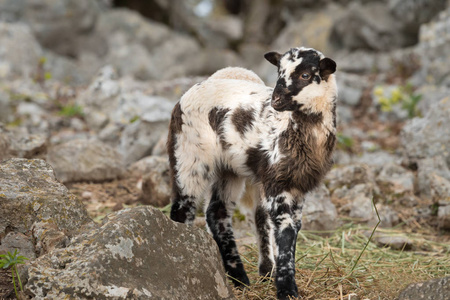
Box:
(209, 107, 231, 149)
(232, 107, 255, 135)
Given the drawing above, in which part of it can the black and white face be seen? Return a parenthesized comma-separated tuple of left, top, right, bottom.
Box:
(265, 47, 336, 112)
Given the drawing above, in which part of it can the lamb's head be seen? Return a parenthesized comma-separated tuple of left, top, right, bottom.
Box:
(265, 47, 337, 113)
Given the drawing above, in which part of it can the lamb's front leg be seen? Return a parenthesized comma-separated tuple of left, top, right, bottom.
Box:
(268, 192, 302, 300)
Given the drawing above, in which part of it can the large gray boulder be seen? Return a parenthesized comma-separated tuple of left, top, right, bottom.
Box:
(46, 139, 124, 183)
(401, 96, 450, 165)
(26, 206, 234, 300)
(0, 159, 92, 256)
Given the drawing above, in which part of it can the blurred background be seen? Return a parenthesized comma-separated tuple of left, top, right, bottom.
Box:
(0, 1, 450, 298)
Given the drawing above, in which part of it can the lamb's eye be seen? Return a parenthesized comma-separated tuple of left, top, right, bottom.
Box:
(300, 73, 311, 80)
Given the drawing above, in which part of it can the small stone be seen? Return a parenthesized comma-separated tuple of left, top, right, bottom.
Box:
(348, 293, 360, 300)
(376, 235, 412, 250)
(81, 191, 93, 200)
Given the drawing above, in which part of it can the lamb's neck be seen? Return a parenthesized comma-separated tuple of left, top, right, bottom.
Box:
(293, 75, 337, 135)
(290, 107, 335, 135)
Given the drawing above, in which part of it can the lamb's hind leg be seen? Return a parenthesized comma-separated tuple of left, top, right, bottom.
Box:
(206, 173, 250, 287)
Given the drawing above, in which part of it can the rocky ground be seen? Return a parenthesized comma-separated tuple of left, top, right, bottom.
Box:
(1, 0, 450, 299)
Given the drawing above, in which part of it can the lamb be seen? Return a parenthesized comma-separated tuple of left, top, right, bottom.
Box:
(167, 47, 337, 299)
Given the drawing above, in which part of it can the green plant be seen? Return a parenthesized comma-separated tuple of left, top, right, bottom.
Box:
(129, 115, 140, 123)
(0, 249, 28, 298)
(336, 133, 354, 151)
(59, 104, 84, 118)
(374, 84, 422, 118)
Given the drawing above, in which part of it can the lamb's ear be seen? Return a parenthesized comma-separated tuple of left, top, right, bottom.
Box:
(264, 52, 282, 66)
(319, 57, 336, 81)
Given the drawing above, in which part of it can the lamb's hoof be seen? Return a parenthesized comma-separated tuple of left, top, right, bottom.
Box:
(277, 290, 299, 300)
(276, 281, 299, 300)
(229, 271, 250, 288)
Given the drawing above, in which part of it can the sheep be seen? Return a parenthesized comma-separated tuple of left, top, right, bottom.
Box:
(167, 47, 337, 300)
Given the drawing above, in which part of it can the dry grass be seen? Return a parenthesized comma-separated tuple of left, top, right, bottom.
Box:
(233, 224, 450, 300)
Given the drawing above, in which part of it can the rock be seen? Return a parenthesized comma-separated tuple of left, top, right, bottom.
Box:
(9, 133, 48, 159)
(129, 156, 168, 178)
(271, 8, 341, 57)
(201, 15, 244, 48)
(330, 2, 413, 51)
(141, 168, 171, 207)
(0, 158, 92, 243)
(377, 205, 400, 228)
(416, 85, 450, 116)
(336, 105, 354, 126)
(76, 65, 174, 132)
(75, 65, 121, 130)
(41, 50, 98, 86)
(325, 164, 376, 191)
(337, 73, 365, 106)
(303, 184, 339, 231)
(46, 139, 124, 183)
(0, 90, 13, 124)
(95, 8, 206, 80)
(401, 97, 450, 165)
(238, 43, 268, 71)
(26, 206, 234, 300)
(151, 130, 169, 156)
(130, 156, 171, 207)
(417, 156, 450, 197)
(375, 235, 413, 250)
(345, 184, 376, 220)
(119, 120, 169, 166)
(352, 151, 399, 171)
(0, 232, 36, 259)
(31, 221, 70, 257)
(0, 0, 100, 58)
(417, 7, 450, 85)
(0, 22, 43, 79)
(376, 163, 415, 197)
(397, 276, 450, 300)
(334, 183, 397, 227)
(438, 202, 450, 230)
(389, 0, 447, 38)
(0, 126, 11, 161)
(336, 50, 392, 75)
(429, 174, 450, 201)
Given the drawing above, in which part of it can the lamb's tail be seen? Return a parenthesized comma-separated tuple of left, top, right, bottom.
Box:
(209, 67, 265, 85)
